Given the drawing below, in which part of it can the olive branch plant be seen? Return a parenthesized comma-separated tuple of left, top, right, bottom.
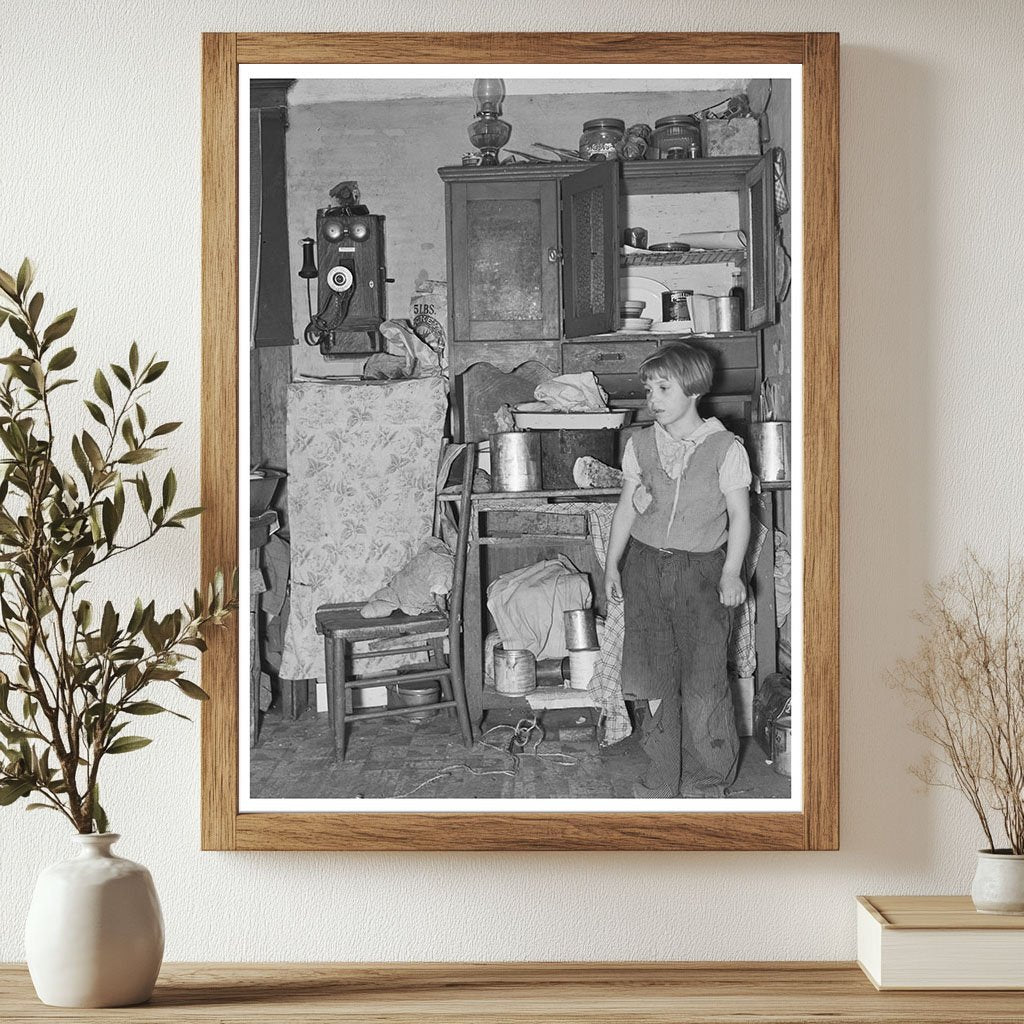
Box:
(894, 552, 1024, 854)
(0, 259, 236, 834)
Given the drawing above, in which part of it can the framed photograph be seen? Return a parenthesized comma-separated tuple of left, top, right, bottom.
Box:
(202, 32, 838, 851)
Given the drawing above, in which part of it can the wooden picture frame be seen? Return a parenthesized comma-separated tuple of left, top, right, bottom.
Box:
(201, 32, 838, 851)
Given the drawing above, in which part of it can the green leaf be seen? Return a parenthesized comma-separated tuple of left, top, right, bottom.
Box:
(27, 292, 43, 328)
(0, 269, 18, 300)
(176, 679, 210, 701)
(118, 448, 157, 465)
(110, 363, 131, 389)
(149, 421, 181, 438)
(124, 701, 170, 715)
(42, 308, 76, 344)
(105, 735, 152, 755)
(136, 473, 152, 513)
(83, 400, 106, 427)
(16, 258, 34, 298)
(0, 779, 33, 805)
(81, 431, 105, 472)
(169, 507, 203, 524)
(121, 418, 137, 449)
(26, 803, 61, 813)
(100, 601, 117, 647)
(101, 498, 116, 546)
(162, 468, 176, 508)
(71, 435, 92, 483)
(129, 342, 139, 375)
(93, 369, 113, 409)
(142, 361, 168, 383)
(48, 346, 76, 371)
(8, 316, 32, 346)
(136, 404, 147, 432)
(91, 785, 108, 834)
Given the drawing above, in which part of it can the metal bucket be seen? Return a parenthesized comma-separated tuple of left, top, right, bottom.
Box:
(769, 715, 792, 777)
(749, 422, 791, 482)
(564, 608, 599, 651)
(493, 645, 537, 695)
(489, 431, 541, 492)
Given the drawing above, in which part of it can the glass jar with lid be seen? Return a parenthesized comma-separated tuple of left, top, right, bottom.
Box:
(650, 115, 701, 160)
(579, 118, 625, 161)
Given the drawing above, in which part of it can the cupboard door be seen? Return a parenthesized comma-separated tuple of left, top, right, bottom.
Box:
(560, 162, 619, 339)
(448, 178, 560, 341)
(740, 153, 777, 331)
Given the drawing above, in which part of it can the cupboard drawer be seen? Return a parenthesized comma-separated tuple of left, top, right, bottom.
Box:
(562, 336, 758, 399)
(562, 340, 658, 398)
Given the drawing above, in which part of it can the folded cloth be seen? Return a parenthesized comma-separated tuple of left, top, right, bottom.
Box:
(360, 538, 454, 618)
(533, 372, 608, 412)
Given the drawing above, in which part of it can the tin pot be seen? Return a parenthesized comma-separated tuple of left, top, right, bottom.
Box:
(489, 431, 541, 492)
(394, 681, 441, 722)
(493, 645, 537, 695)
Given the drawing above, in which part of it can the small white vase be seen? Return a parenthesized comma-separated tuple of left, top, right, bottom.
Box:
(970, 849, 1024, 915)
(25, 833, 164, 1007)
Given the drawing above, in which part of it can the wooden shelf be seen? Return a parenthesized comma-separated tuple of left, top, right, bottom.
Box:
(622, 248, 745, 267)
(589, 330, 756, 340)
(3, 962, 1021, 1022)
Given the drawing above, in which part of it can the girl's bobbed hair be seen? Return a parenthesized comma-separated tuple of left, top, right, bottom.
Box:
(638, 342, 714, 397)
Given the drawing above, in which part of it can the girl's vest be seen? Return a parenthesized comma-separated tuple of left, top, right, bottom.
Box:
(629, 425, 737, 552)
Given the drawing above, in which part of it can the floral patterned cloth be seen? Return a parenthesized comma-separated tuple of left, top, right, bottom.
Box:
(279, 378, 447, 681)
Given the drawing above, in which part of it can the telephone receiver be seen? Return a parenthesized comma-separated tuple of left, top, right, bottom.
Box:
(299, 237, 356, 336)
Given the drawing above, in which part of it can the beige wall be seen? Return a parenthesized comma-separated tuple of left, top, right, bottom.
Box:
(2, 1, 1023, 963)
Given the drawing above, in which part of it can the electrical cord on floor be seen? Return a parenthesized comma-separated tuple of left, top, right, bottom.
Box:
(392, 716, 579, 799)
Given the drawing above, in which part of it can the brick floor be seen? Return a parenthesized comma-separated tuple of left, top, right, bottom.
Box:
(250, 701, 791, 802)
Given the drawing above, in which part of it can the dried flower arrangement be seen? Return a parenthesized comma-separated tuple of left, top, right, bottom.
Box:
(895, 552, 1023, 854)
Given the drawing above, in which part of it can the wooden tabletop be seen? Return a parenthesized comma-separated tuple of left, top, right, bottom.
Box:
(3, 962, 1023, 1022)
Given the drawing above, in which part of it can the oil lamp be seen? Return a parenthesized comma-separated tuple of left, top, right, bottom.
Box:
(468, 78, 511, 166)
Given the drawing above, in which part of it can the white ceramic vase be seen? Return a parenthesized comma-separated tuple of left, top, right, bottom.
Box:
(970, 849, 1024, 915)
(25, 833, 164, 1007)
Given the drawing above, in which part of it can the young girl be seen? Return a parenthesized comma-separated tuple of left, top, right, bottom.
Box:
(604, 343, 751, 798)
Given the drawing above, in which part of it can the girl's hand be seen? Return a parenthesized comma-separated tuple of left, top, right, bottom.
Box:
(604, 568, 623, 604)
(718, 571, 746, 607)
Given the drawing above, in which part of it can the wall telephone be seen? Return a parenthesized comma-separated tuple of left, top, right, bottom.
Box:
(299, 180, 389, 357)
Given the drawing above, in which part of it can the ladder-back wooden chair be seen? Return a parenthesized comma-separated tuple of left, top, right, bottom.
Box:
(315, 442, 476, 760)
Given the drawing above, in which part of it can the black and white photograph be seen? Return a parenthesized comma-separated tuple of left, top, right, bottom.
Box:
(244, 65, 800, 812)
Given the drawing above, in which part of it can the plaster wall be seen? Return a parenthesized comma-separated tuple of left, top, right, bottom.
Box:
(1, 0, 1023, 963)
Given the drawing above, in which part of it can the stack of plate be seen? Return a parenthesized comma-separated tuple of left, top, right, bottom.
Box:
(615, 317, 653, 333)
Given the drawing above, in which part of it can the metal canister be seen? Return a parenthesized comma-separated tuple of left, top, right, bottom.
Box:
(713, 295, 743, 333)
(662, 289, 694, 326)
(769, 715, 792, 777)
(749, 422, 791, 482)
(493, 645, 537, 695)
(489, 431, 541, 492)
(564, 608, 599, 651)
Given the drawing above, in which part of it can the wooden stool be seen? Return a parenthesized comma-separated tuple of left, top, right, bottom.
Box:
(316, 604, 473, 760)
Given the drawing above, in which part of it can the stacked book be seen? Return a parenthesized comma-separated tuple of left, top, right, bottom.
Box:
(857, 895, 1024, 990)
